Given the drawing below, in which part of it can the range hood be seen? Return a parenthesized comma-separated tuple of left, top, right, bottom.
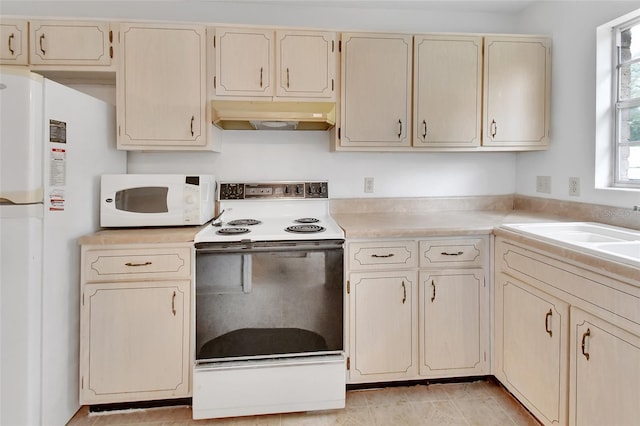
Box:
(211, 101, 336, 131)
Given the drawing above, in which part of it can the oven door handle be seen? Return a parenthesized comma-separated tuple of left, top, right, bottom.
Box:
(195, 239, 344, 254)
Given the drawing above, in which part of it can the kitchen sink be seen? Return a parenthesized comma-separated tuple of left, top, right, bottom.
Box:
(500, 222, 640, 267)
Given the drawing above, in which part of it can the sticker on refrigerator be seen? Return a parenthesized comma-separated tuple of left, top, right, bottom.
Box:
(50, 147, 66, 187)
(49, 120, 67, 143)
(49, 189, 65, 211)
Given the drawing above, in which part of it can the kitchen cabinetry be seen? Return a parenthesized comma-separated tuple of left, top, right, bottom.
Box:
(79, 244, 192, 404)
(339, 33, 412, 148)
(483, 36, 551, 148)
(495, 272, 568, 425)
(418, 238, 488, 377)
(213, 27, 336, 100)
(0, 19, 28, 65)
(570, 307, 640, 426)
(494, 234, 640, 426)
(413, 35, 482, 148)
(116, 22, 211, 150)
(28, 20, 114, 67)
(346, 237, 489, 384)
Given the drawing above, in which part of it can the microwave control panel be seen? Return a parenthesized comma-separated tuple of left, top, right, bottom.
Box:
(219, 182, 328, 200)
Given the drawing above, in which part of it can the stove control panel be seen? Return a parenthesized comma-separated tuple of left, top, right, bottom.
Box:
(219, 182, 329, 200)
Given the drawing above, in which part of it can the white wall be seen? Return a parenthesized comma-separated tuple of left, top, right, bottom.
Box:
(514, 1, 640, 209)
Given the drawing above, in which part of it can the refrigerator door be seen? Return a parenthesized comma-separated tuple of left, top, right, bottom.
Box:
(0, 204, 43, 426)
(0, 67, 44, 204)
(40, 78, 125, 425)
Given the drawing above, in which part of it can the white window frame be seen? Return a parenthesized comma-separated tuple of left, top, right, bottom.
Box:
(596, 8, 640, 191)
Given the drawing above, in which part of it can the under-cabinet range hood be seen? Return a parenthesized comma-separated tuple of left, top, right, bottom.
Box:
(211, 101, 336, 131)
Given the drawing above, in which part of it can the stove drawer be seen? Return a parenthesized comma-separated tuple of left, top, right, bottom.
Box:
(419, 238, 485, 268)
(348, 240, 417, 270)
(83, 246, 192, 282)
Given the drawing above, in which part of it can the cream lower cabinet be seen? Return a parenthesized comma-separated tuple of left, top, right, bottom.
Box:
(495, 272, 569, 425)
(117, 23, 210, 150)
(80, 244, 192, 405)
(570, 307, 640, 426)
(495, 235, 640, 426)
(346, 237, 489, 384)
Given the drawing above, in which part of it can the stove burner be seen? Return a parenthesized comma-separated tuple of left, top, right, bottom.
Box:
(227, 219, 262, 226)
(285, 224, 326, 234)
(216, 227, 250, 235)
(294, 217, 320, 224)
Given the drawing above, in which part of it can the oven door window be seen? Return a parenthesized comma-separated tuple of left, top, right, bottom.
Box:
(195, 245, 343, 362)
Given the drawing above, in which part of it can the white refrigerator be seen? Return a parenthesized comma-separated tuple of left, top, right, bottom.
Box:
(0, 66, 126, 425)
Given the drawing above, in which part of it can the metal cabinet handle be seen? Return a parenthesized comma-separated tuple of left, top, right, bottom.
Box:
(190, 115, 195, 136)
(422, 120, 427, 140)
(8, 33, 15, 55)
(431, 280, 436, 302)
(441, 251, 463, 256)
(490, 119, 497, 138)
(260, 67, 263, 88)
(398, 119, 402, 138)
(171, 291, 177, 316)
(581, 328, 591, 360)
(401, 281, 406, 304)
(286, 68, 290, 88)
(371, 253, 394, 258)
(124, 261, 152, 267)
(39, 33, 46, 55)
(545, 309, 553, 337)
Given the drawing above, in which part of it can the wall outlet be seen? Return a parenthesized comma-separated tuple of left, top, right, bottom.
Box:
(364, 177, 374, 193)
(569, 177, 580, 196)
(536, 176, 551, 194)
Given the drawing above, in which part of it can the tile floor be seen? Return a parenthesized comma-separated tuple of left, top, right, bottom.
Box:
(67, 379, 540, 425)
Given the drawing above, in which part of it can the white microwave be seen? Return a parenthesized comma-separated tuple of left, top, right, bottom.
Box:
(100, 174, 216, 227)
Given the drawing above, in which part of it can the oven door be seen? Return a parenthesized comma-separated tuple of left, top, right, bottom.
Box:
(193, 239, 345, 419)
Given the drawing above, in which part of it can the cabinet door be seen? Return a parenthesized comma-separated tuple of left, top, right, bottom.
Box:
(483, 36, 551, 148)
(570, 308, 640, 426)
(29, 20, 113, 66)
(215, 28, 273, 97)
(0, 19, 28, 65)
(419, 269, 487, 377)
(340, 33, 412, 148)
(349, 270, 418, 382)
(495, 273, 568, 426)
(117, 23, 207, 149)
(80, 280, 190, 404)
(275, 30, 336, 99)
(413, 35, 482, 147)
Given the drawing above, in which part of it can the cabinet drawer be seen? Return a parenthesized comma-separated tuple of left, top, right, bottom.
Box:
(419, 238, 484, 268)
(84, 247, 191, 282)
(348, 240, 417, 270)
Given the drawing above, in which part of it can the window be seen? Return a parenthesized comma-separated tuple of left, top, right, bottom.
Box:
(614, 17, 640, 187)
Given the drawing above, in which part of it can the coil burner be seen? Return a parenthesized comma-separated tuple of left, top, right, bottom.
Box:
(216, 227, 250, 235)
(227, 219, 262, 226)
(294, 217, 320, 224)
(285, 224, 326, 234)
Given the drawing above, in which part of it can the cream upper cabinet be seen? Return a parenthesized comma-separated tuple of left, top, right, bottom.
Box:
(413, 35, 482, 148)
(419, 269, 487, 377)
(570, 307, 640, 426)
(0, 19, 28, 65)
(29, 20, 114, 66)
(483, 36, 551, 148)
(495, 272, 569, 425)
(214, 27, 273, 97)
(340, 33, 412, 148)
(275, 30, 336, 99)
(117, 23, 210, 150)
